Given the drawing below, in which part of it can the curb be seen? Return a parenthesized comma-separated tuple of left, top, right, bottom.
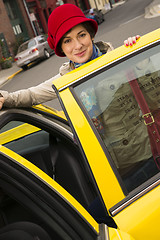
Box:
(0, 68, 22, 88)
(7, 69, 22, 80)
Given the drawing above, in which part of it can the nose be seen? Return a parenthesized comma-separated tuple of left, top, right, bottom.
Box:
(74, 39, 82, 49)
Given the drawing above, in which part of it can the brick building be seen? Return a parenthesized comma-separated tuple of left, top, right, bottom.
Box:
(0, 0, 35, 58)
(0, 0, 92, 59)
(0, 0, 15, 58)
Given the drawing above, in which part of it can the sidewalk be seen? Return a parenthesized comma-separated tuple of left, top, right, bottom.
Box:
(101, 0, 126, 14)
(112, 0, 126, 8)
(145, 0, 160, 18)
(0, 62, 22, 87)
(0, 0, 160, 88)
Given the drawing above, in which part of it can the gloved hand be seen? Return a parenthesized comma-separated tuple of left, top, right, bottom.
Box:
(0, 94, 4, 110)
(124, 35, 140, 46)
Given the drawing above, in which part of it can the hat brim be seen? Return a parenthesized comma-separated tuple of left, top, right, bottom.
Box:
(55, 16, 98, 57)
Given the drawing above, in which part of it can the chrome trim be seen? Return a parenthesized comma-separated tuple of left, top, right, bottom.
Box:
(104, 225, 110, 240)
(110, 178, 160, 216)
(58, 40, 160, 92)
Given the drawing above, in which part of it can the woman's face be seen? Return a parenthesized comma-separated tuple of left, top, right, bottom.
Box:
(61, 24, 93, 63)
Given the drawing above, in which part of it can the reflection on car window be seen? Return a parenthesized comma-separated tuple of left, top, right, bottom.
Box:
(37, 36, 45, 43)
(0, 120, 53, 174)
(0, 121, 24, 134)
(74, 44, 160, 192)
(28, 39, 36, 48)
(18, 39, 36, 52)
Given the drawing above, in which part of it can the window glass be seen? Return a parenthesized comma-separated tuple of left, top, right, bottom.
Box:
(0, 121, 50, 173)
(4, 1, 17, 20)
(18, 39, 36, 52)
(74, 44, 160, 192)
(37, 36, 45, 43)
(28, 39, 36, 48)
(0, 121, 24, 134)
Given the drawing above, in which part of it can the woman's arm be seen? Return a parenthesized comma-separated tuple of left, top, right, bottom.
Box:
(0, 74, 60, 109)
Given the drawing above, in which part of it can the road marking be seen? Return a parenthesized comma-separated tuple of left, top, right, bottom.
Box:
(120, 15, 144, 26)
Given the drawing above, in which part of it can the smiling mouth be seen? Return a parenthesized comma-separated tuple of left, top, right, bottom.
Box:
(75, 50, 86, 57)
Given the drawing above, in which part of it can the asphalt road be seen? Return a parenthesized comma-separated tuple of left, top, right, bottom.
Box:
(1, 0, 160, 109)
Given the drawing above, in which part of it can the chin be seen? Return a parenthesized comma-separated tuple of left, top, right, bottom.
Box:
(78, 57, 90, 64)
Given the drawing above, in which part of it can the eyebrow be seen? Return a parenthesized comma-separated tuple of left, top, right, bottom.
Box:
(63, 30, 87, 39)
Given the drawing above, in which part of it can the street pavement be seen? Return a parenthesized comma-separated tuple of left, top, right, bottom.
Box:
(145, 0, 160, 18)
(0, 0, 160, 88)
(0, 62, 22, 88)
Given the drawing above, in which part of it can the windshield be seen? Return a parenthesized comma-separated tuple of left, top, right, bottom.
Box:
(18, 39, 36, 52)
(74, 43, 160, 192)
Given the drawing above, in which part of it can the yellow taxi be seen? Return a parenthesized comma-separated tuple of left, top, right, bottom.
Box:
(0, 28, 160, 239)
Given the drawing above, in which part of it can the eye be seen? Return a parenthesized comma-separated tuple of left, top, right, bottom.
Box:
(63, 38, 71, 44)
(79, 33, 86, 38)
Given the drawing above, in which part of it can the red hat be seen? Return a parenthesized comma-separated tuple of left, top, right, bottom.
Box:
(47, 4, 98, 57)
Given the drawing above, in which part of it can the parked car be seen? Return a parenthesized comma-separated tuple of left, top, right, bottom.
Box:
(1, 28, 160, 239)
(14, 35, 54, 70)
(84, 8, 104, 24)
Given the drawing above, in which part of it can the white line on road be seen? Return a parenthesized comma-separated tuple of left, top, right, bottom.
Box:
(120, 14, 144, 26)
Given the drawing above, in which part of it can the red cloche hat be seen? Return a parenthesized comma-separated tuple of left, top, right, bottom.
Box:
(47, 4, 98, 57)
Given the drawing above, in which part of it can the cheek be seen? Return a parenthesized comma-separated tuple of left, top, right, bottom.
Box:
(62, 45, 72, 56)
(86, 38, 93, 50)
(88, 43, 93, 56)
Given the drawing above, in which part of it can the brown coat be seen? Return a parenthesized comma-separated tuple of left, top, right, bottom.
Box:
(96, 59, 160, 169)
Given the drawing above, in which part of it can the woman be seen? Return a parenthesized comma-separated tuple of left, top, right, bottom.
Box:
(0, 4, 139, 109)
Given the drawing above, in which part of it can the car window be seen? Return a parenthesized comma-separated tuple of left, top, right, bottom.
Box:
(74, 43, 160, 193)
(18, 39, 36, 52)
(0, 121, 24, 134)
(0, 121, 50, 174)
(37, 36, 45, 43)
(28, 39, 36, 48)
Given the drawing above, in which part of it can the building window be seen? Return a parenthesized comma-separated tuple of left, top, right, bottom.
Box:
(3, 0, 17, 20)
(13, 24, 22, 35)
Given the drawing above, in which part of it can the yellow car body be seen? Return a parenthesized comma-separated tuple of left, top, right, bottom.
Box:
(0, 29, 160, 239)
(52, 28, 160, 239)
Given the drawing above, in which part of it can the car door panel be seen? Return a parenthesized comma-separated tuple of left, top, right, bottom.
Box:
(113, 182, 160, 239)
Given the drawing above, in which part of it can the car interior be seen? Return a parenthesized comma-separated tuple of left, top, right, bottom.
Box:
(3, 126, 97, 209)
(0, 112, 116, 239)
(0, 122, 98, 239)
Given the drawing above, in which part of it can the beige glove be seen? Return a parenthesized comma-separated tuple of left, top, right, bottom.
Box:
(0, 93, 4, 110)
(124, 35, 140, 46)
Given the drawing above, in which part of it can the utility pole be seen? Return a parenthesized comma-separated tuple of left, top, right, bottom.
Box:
(23, 0, 37, 36)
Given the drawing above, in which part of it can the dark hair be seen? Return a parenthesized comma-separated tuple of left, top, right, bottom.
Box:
(57, 22, 96, 55)
(82, 22, 96, 38)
